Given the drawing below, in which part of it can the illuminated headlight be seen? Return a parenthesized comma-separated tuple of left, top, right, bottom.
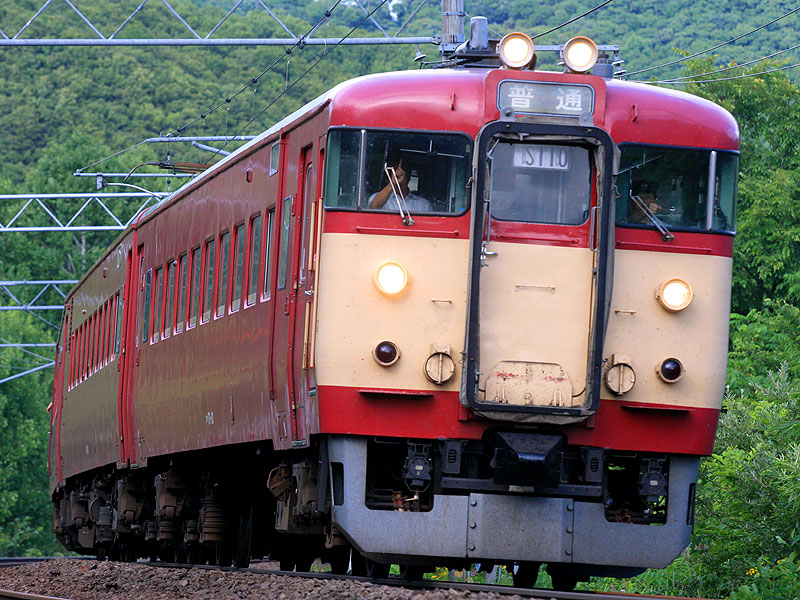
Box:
(375, 261, 409, 295)
(563, 36, 599, 73)
(656, 278, 693, 312)
(498, 32, 535, 69)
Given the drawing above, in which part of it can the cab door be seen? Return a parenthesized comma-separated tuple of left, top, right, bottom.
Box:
(464, 122, 614, 423)
(270, 144, 314, 448)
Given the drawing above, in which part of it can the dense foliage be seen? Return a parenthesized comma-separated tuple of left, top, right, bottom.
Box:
(2, 0, 800, 596)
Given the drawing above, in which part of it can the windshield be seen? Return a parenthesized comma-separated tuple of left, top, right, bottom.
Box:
(324, 129, 472, 215)
(488, 140, 593, 225)
(617, 145, 737, 233)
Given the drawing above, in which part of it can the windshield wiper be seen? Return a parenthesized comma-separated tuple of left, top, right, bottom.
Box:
(385, 165, 414, 226)
(630, 192, 674, 241)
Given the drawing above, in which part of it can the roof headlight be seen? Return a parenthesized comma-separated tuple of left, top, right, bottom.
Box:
(375, 261, 409, 295)
(657, 278, 693, 312)
(563, 36, 599, 73)
(498, 32, 535, 69)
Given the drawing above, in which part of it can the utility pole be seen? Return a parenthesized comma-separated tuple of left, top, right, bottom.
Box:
(440, 0, 465, 53)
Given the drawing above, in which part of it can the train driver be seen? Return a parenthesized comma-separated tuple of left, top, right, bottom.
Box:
(628, 179, 662, 223)
(368, 153, 432, 212)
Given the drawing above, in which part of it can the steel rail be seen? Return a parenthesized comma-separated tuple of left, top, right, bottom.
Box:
(146, 561, 712, 600)
(0, 557, 712, 600)
(0, 591, 72, 600)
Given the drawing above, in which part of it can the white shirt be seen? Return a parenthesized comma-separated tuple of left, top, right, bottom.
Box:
(369, 191, 432, 213)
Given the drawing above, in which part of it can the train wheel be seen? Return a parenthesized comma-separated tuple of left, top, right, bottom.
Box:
(512, 562, 541, 588)
(233, 507, 253, 568)
(295, 552, 314, 572)
(398, 565, 426, 581)
(350, 552, 367, 576)
(279, 557, 295, 571)
(96, 545, 108, 561)
(547, 565, 579, 591)
(185, 543, 202, 565)
(214, 541, 233, 567)
(327, 546, 351, 575)
(365, 559, 391, 579)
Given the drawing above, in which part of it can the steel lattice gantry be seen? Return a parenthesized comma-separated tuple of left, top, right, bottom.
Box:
(0, 0, 458, 381)
(0, 0, 438, 47)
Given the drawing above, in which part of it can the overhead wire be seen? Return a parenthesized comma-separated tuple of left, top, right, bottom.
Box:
(203, 0, 390, 162)
(169, 0, 345, 138)
(77, 0, 347, 174)
(464, 0, 613, 49)
(624, 4, 800, 78)
(532, 0, 613, 40)
(648, 60, 800, 85)
(653, 42, 800, 83)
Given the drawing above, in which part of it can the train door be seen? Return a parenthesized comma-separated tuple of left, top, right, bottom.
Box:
(49, 304, 71, 488)
(118, 244, 140, 466)
(271, 145, 314, 447)
(464, 123, 614, 422)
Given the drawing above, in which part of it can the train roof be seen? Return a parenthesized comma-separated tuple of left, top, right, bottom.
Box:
(146, 68, 737, 223)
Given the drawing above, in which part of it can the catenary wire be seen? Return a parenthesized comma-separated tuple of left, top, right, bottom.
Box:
(648, 60, 800, 84)
(464, 0, 613, 49)
(655, 42, 800, 83)
(532, 0, 613, 40)
(77, 0, 346, 174)
(169, 0, 344, 137)
(624, 4, 800, 78)
(203, 0, 390, 162)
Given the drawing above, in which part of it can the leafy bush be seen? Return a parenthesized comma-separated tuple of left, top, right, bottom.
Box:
(728, 554, 800, 600)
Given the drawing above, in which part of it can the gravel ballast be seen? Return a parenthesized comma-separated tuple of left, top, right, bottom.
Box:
(0, 559, 528, 600)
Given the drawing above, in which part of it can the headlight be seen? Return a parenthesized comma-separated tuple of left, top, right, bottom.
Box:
(656, 278, 693, 312)
(498, 32, 535, 69)
(374, 341, 400, 366)
(657, 357, 684, 383)
(374, 261, 409, 295)
(562, 36, 599, 73)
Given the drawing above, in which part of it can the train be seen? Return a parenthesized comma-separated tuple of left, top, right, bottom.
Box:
(48, 25, 738, 591)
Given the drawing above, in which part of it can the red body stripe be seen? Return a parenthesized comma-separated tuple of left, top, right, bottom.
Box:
(317, 386, 719, 455)
(615, 227, 734, 257)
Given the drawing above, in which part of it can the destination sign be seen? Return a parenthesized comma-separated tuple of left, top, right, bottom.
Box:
(498, 81, 594, 117)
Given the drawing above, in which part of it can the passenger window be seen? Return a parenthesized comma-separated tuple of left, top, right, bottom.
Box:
(247, 215, 262, 306)
(107, 296, 115, 360)
(90, 314, 96, 373)
(277, 197, 291, 290)
(176, 254, 188, 333)
(114, 287, 123, 355)
(231, 224, 245, 312)
(98, 305, 105, 367)
(217, 232, 230, 318)
(300, 163, 314, 284)
(189, 247, 201, 328)
(165, 260, 176, 338)
(202, 240, 215, 323)
(153, 266, 163, 343)
(140, 269, 152, 344)
(270, 142, 280, 175)
(263, 209, 275, 300)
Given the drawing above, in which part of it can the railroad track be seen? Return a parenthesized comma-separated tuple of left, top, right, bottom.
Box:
(0, 557, 711, 600)
(148, 560, 704, 600)
(0, 591, 72, 600)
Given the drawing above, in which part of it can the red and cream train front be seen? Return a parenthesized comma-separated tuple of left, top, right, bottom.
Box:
(49, 34, 737, 588)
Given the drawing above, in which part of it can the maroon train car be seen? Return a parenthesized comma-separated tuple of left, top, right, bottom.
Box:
(49, 32, 737, 590)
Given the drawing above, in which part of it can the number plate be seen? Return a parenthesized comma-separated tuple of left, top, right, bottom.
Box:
(513, 145, 570, 170)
